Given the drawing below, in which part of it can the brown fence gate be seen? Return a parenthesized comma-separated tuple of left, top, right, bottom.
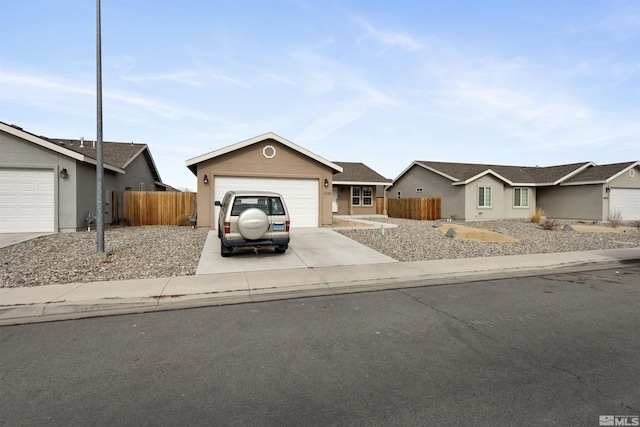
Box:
(386, 198, 441, 220)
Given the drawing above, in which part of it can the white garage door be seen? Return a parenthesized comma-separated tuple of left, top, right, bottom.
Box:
(214, 176, 319, 228)
(610, 188, 640, 221)
(0, 168, 55, 233)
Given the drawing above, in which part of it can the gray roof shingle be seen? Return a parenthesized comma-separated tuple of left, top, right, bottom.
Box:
(415, 161, 592, 184)
(333, 162, 391, 183)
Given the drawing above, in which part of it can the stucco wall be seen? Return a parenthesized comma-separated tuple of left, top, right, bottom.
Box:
(194, 139, 334, 228)
(464, 175, 505, 220)
(501, 186, 536, 219)
(114, 152, 158, 191)
(389, 165, 464, 219)
(537, 184, 604, 220)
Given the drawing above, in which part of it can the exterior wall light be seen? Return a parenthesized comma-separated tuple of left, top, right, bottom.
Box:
(59, 168, 69, 179)
(324, 178, 329, 187)
(203, 174, 209, 184)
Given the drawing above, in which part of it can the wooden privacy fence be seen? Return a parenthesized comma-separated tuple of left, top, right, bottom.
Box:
(123, 191, 196, 226)
(385, 198, 441, 220)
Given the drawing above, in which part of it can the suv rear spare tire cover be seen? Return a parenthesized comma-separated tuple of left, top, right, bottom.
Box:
(237, 208, 269, 240)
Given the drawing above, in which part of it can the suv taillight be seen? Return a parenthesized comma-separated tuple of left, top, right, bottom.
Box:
(224, 222, 230, 234)
(285, 221, 290, 232)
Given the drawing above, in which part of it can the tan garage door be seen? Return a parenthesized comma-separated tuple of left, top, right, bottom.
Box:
(0, 168, 55, 232)
(213, 176, 319, 228)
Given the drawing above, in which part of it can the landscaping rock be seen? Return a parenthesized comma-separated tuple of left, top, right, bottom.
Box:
(494, 227, 509, 235)
(445, 228, 457, 238)
(563, 224, 575, 232)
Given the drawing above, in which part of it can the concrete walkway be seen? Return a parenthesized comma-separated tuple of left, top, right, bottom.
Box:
(1, 246, 638, 326)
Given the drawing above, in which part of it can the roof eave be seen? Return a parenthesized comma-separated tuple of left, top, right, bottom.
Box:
(185, 132, 343, 173)
(1, 122, 85, 161)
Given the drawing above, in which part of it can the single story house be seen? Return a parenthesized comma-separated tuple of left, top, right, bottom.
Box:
(331, 162, 392, 216)
(0, 121, 170, 233)
(186, 132, 343, 229)
(389, 160, 640, 221)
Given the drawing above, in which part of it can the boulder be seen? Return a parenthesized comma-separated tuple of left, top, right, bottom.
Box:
(563, 224, 575, 232)
(445, 227, 457, 238)
(494, 227, 509, 235)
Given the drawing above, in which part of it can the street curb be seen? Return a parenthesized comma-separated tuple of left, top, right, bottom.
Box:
(1, 258, 637, 326)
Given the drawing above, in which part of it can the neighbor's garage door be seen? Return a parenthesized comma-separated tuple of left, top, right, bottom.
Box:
(610, 188, 640, 221)
(214, 176, 319, 228)
(0, 168, 55, 233)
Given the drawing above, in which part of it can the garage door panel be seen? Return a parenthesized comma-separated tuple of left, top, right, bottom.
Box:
(214, 176, 319, 228)
(0, 168, 55, 233)
(610, 189, 640, 221)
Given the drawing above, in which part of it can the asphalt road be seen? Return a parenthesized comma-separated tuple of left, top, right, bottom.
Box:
(1, 266, 639, 426)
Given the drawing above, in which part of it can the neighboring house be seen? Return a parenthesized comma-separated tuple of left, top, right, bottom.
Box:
(186, 132, 343, 229)
(390, 160, 640, 221)
(331, 162, 392, 215)
(0, 121, 170, 233)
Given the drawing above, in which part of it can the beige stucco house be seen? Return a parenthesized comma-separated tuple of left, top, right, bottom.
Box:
(389, 160, 640, 221)
(332, 162, 392, 216)
(0, 121, 170, 233)
(186, 133, 343, 229)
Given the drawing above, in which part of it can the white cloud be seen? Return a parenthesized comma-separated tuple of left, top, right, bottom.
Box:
(353, 16, 423, 52)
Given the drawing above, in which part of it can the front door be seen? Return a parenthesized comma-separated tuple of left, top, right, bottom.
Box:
(332, 187, 338, 212)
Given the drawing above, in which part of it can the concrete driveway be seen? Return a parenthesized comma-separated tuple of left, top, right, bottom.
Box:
(0, 233, 52, 249)
(196, 228, 397, 274)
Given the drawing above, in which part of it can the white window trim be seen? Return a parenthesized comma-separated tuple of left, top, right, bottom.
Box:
(513, 187, 529, 208)
(478, 186, 492, 208)
(352, 187, 361, 206)
(362, 187, 373, 206)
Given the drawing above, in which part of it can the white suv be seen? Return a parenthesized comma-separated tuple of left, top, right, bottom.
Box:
(215, 191, 291, 257)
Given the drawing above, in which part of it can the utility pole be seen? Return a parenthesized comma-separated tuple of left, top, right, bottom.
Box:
(96, 0, 105, 254)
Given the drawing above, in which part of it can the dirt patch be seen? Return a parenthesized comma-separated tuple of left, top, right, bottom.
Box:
(570, 224, 638, 234)
(331, 218, 370, 227)
(438, 224, 520, 242)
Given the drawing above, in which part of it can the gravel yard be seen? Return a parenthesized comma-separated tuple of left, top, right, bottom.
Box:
(1, 219, 638, 288)
(1, 226, 208, 288)
(336, 218, 640, 262)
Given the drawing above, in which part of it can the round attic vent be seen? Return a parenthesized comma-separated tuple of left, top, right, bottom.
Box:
(263, 145, 276, 159)
(629, 169, 635, 178)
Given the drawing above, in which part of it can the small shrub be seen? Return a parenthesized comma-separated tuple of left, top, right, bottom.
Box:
(530, 208, 545, 224)
(176, 215, 191, 226)
(608, 208, 623, 228)
(635, 221, 640, 232)
(540, 219, 561, 230)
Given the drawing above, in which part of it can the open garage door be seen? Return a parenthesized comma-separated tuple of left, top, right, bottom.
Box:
(0, 168, 55, 233)
(213, 176, 319, 228)
(610, 188, 640, 221)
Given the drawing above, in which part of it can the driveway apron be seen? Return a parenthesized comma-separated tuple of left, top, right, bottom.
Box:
(196, 228, 397, 275)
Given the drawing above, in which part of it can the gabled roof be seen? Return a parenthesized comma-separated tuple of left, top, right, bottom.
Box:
(332, 162, 392, 185)
(51, 138, 162, 182)
(1, 121, 164, 183)
(562, 161, 640, 185)
(393, 160, 594, 187)
(185, 132, 343, 175)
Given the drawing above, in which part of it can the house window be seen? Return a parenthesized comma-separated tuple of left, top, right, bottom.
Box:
(148, 185, 154, 191)
(139, 182, 145, 191)
(478, 186, 492, 207)
(416, 188, 423, 193)
(352, 187, 373, 206)
(362, 187, 373, 206)
(514, 188, 529, 207)
(352, 187, 361, 206)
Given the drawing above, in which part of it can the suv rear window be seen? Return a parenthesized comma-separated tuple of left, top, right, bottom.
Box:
(230, 196, 286, 216)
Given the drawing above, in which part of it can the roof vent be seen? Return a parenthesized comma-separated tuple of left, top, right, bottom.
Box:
(80, 137, 84, 148)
